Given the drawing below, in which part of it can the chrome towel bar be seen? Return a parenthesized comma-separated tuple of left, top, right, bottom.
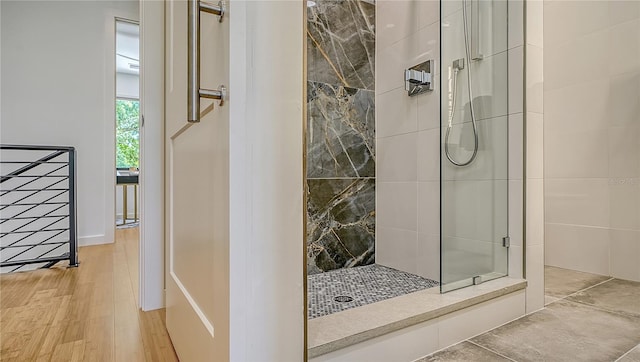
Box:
(188, 0, 226, 123)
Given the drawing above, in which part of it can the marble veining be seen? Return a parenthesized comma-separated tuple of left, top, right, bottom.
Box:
(307, 82, 375, 178)
(307, 0, 375, 90)
(306, 0, 376, 275)
(307, 178, 375, 274)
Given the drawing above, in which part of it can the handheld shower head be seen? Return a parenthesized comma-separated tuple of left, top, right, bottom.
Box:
(452, 58, 465, 71)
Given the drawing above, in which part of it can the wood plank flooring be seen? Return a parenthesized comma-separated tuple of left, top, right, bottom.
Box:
(0, 227, 178, 361)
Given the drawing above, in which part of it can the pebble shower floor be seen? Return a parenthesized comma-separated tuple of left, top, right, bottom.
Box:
(307, 265, 439, 319)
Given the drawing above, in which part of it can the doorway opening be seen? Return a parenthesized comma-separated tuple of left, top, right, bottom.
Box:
(115, 19, 141, 305)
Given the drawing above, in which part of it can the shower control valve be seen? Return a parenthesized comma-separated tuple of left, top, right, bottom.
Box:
(405, 59, 434, 97)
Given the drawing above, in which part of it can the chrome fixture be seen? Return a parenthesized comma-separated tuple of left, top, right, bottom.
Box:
(444, 0, 480, 167)
(405, 59, 434, 96)
(200, 0, 225, 19)
(188, 0, 227, 123)
(200, 85, 227, 107)
(471, 0, 483, 61)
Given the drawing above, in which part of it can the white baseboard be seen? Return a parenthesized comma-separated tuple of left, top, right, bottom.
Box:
(78, 234, 112, 247)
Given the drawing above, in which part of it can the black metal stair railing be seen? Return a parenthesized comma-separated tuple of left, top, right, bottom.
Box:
(0, 144, 78, 272)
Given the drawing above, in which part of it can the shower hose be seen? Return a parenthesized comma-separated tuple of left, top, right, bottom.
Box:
(444, 0, 479, 167)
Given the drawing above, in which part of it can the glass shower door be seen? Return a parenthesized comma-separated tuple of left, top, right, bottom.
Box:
(440, 0, 509, 292)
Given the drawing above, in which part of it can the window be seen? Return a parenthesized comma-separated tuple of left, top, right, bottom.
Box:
(116, 99, 140, 168)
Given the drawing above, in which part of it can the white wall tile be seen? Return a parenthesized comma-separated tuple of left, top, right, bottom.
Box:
(544, 130, 610, 179)
(417, 0, 440, 30)
(418, 181, 440, 235)
(377, 182, 418, 231)
(470, 52, 509, 121)
(607, 19, 640, 77)
(310, 318, 439, 362)
(525, 45, 543, 114)
(608, 126, 640, 180)
(442, 180, 508, 243)
(378, 133, 418, 182)
(377, 226, 419, 275)
(607, 0, 640, 27)
(509, 245, 524, 279)
(417, 129, 440, 181)
(479, 0, 508, 57)
(508, 0, 524, 49)
(441, 0, 462, 19)
(608, 71, 640, 128)
(377, 87, 418, 138)
(375, 0, 523, 296)
(610, 229, 640, 282)
(442, 116, 508, 181)
(442, 236, 495, 277)
(609, 178, 640, 231)
(543, 30, 607, 91)
(377, 1, 419, 51)
(376, 33, 420, 95)
(544, 78, 609, 134)
(525, 243, 544, 313)
(543, 0, 640, 281)
(545, 178, 610, 228)
(508, 46, 524, 114)
(438, 291, 526, 348)
(543, 0, 607, 49)
(509, 113, 523, 180)
(525, 178, 544, 246)
(509, 179, 523, 247)
(417, 21, 440, 69)
(525, 0, 543, 48)
(545, 223, 610, 276)
(526, 112, 543, 180)
(440, 9, 466, 76)
(417, 232, 440, 281)
(417, 77, 440, 131)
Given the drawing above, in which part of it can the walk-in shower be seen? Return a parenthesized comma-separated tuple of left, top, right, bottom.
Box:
(305, 0, 510, 317)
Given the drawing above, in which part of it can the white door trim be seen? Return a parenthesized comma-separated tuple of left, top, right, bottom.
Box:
(139, 0, 165, 311)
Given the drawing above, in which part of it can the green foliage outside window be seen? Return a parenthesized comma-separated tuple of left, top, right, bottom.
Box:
(116, 99, 140, 168)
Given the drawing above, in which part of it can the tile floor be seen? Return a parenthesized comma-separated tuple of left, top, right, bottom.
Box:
(418, 266, 640, 362)
(307, 264, 439, 319)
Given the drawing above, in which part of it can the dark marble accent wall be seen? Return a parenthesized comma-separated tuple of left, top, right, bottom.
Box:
(307, 0, 376, 274)
(307, 0, 375, 90)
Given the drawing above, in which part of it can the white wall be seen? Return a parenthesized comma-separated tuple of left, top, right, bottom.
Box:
(139, 0, 165, 311)
(523, 0, 545, 314)
(543, 0, 640, 282)
(1, 0, 139, 246)
(116, 72, 140, 99)
(228, 1, 305, 360)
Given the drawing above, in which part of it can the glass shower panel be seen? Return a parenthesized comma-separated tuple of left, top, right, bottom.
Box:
(440, 0, 509, 292)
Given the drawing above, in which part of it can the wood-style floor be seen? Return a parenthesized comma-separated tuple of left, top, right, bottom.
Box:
(0, 227, 178, 361)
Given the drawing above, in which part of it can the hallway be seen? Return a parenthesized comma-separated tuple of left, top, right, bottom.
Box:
(419, 267, 640, 362)
(0, 228, 178, 361)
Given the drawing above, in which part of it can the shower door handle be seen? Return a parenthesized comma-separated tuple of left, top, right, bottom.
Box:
(188, 0, 227, 123)
(471, 0, 483, 61)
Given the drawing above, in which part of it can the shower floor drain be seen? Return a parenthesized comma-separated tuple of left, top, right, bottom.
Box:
(334, 295, 354, 303)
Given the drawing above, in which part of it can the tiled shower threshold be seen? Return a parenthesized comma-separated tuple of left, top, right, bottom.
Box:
(308, 277, 527, 358)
